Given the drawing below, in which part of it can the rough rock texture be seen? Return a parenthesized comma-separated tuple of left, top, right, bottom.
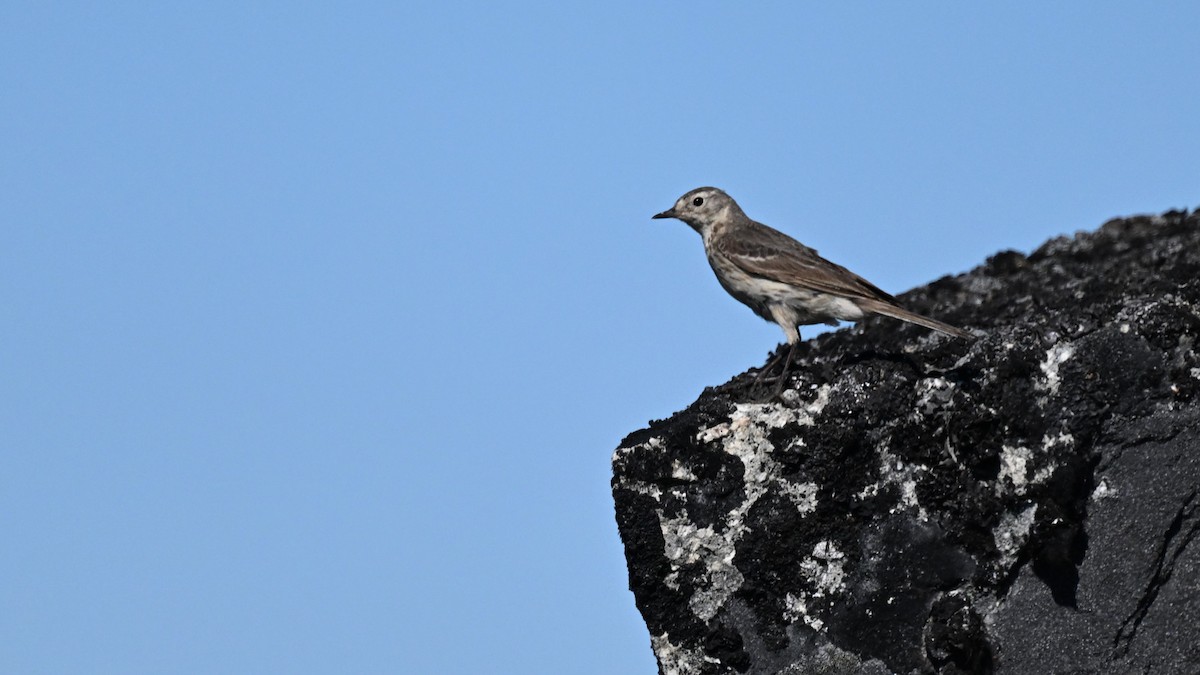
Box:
(613, 210, 1200, 674)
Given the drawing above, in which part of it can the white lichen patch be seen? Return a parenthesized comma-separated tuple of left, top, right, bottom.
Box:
(859, 451, 929, 520)
(997, 445, 1032, 495)
(696, 423, 730, 444)
(994, 504, 1037, 564)
(651, 632, 720, 675)
(800, 541, 847, 598)
(734, 401, 798, 430)
(612, 435, 659, 461)
(652, 391, 839, 624)
(671, 459, 698, 482)
(659, 514, 720, 565)
(1091, 478, 1117, 501)
(856, 482, 880, 500)
(1038, 342, 1076, 395)
(899, 479, 922, 513)
(779, 479, 819, 515)
(784, 593, 824, 631)
(784, 542, 847, 634)
(657, 512, 744, 620)
(914, 376, 955, 415)
(1029, 434, 1069, 485)
(783, 593, 805, 621)
(612, 436, 667, 500)
(622, 481, 663, 501)
(643, 386, 842, 626)
(996, 435, 1065, 497)
(1042, 432, 1074, 449)
(656, 403, 795, 621)
(793, 383, 833, 426)
(721, 404, 786, 490)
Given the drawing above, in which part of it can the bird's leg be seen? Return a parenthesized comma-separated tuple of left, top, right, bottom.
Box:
(748, 343, 797, 401)
(768, 341, 799, 398)
(749, 313, 803, 399)
(750, 338, 800, 400)
(751, 343, 789, 385)
(758, 314, 801, 381)
(753, 333, 792, 381)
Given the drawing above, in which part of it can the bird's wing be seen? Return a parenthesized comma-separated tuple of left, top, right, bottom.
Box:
(714, 221, 899, 303)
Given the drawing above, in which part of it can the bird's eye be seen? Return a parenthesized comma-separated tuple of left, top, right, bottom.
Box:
(692, 197, 704, 207)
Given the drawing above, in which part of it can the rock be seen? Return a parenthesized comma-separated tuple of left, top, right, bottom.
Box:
(612, 210, 1200, 674)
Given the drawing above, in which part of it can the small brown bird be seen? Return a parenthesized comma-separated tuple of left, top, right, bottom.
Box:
(653, 187, 971, 376)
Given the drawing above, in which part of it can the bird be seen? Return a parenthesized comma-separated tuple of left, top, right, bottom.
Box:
(652, 187, 972, 382)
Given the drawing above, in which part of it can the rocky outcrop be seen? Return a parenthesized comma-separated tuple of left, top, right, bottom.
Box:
(612, 209, 1200, 674)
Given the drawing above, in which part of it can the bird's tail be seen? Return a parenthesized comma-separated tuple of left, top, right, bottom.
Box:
(857, 298, 975, 340)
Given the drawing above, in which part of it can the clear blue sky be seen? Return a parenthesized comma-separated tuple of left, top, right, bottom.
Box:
(2, 3, 1197, 673)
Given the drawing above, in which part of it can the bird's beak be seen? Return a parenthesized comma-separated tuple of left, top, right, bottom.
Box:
(652, 208, 676, 220)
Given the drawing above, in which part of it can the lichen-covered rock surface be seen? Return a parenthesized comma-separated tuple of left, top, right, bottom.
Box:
(613, 210, 1200, 674)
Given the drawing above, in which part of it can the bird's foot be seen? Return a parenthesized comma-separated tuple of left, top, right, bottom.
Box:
(746, 342, 799, 401)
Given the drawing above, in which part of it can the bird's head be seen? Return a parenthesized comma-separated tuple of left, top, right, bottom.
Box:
(652, 187, 741, 235)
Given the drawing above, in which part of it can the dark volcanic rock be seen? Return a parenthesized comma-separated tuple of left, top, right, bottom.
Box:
(613, 210, 1200, 674)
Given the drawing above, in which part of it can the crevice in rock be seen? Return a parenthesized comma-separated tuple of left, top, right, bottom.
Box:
(1112, 487, 1200, 657)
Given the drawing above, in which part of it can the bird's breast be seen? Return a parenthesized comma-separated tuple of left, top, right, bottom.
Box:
(705, 249, 787, 320)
